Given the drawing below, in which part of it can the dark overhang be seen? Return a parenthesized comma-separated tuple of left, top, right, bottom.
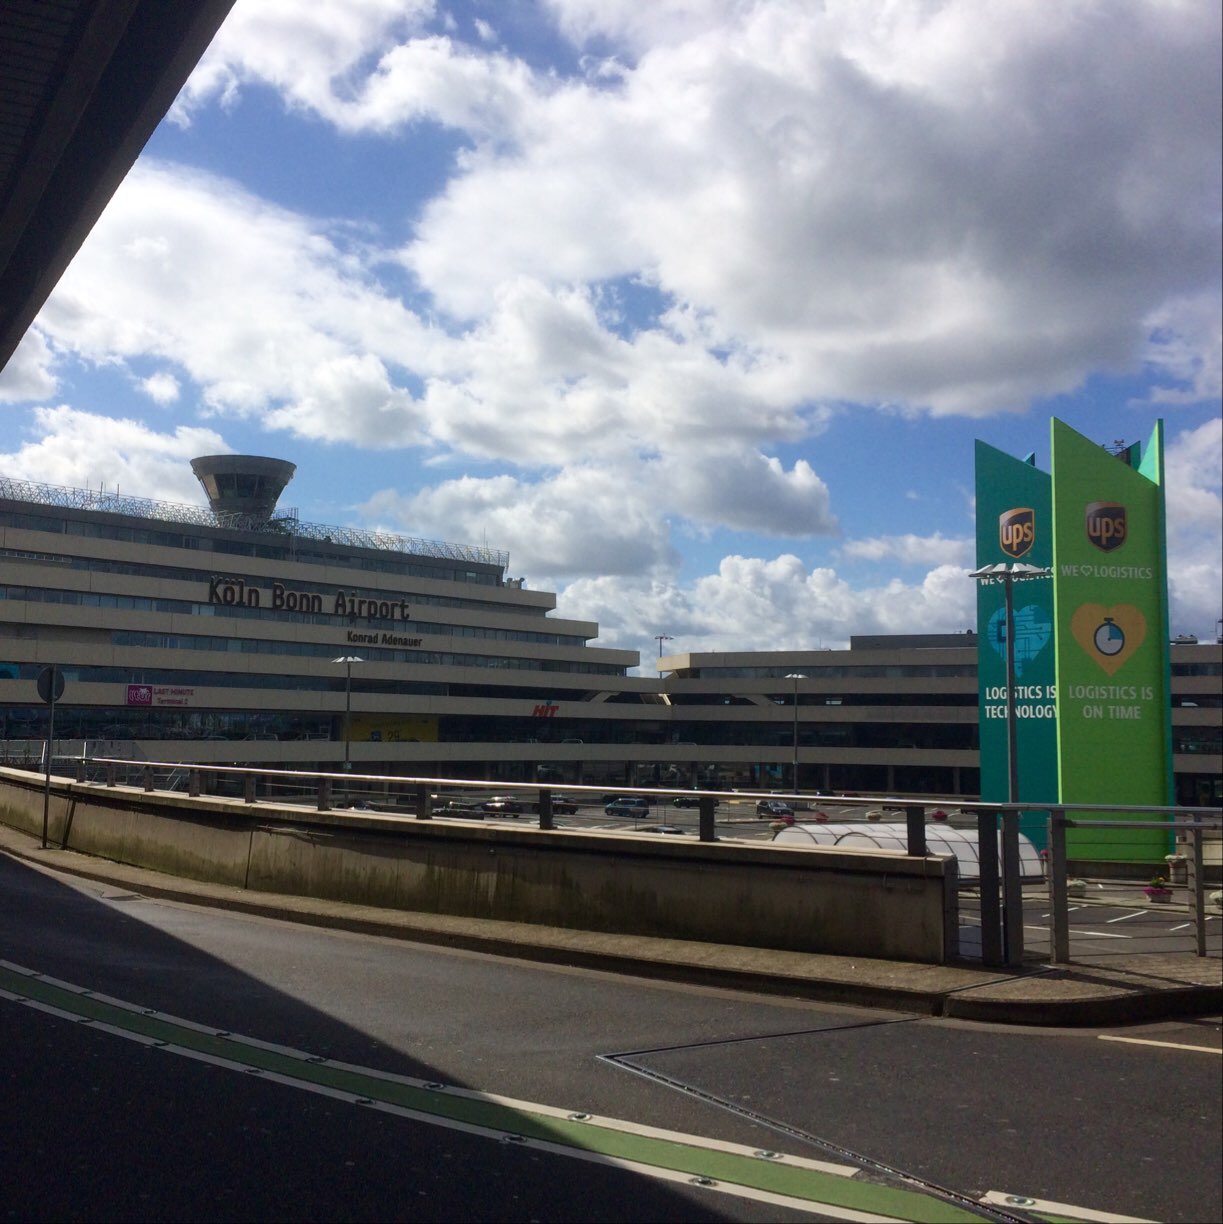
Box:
(0, 0, 235, 373)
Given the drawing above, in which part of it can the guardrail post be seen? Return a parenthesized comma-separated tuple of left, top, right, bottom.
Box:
(1048, 809, 1070, 964)
(1001, 807, 1024, 967)
(75, 759, 84, 782)
(317, 776, 331, 811)
(698, 796, 716, 842)
(188, 769, 200, 797)
(416, 783, 432, 821)
(538, 788, 554, 830)
(976, 808, 1003, 967)
(243, 774, 256, 805)
(1188, 826, 1207, 958)
(904, 805, 926, 856)
(143, 765, 154, 792)
(105, 763, 116, 788)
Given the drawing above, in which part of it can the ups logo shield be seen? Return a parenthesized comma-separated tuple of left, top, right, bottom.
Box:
(999, 508, 1035, 559)
(1086, 501, 1126, 552)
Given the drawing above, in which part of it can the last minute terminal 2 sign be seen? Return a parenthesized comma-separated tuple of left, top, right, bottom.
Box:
(975, 419, 1173, 862)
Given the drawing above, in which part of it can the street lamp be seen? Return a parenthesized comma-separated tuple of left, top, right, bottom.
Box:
(655, 634, 673, 658)
(967, 563, 1052, 801)
(331, 655, 363, 771)
(785, 673, 807, 793)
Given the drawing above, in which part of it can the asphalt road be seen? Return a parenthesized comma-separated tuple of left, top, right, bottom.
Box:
(2, 851, 1219, 1223)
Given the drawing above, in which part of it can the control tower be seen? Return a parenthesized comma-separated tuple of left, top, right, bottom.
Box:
(190, 455, 296, 520)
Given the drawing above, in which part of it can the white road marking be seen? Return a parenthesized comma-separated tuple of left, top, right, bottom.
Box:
(1074, 929, 1132, 939)
(1105, 910, 1146, 924)
(1098, 1035, 1221, 1055)
(982, 1189, 1153, 1222)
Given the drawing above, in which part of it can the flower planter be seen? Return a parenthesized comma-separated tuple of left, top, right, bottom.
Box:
(1143, 887, 1173, 903)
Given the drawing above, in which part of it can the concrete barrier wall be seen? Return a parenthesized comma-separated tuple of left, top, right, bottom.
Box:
(0, 767, 956, 963)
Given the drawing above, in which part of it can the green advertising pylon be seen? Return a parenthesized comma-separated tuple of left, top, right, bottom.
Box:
(1050, 419, 1174, 864)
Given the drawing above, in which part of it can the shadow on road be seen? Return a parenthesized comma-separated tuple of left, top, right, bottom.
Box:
(0, 852, 743, 1223)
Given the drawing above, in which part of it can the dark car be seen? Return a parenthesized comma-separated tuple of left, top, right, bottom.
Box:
(605, 796, 651, 818)
(479, 795, 528, 816)
(435, 800, 483, 819)
(671, 792, 718, 808)
(757, 799, 794, 819)
(632, 824, 687, 835)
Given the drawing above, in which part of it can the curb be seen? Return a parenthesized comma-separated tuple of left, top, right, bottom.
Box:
(5, 843, 952, 1015)
(943, 984, 1223, 1027)
(6, 837, 1218, 1027)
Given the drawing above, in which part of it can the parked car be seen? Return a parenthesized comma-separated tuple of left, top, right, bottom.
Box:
(539, 793, 579, 815)
(435, 800, 482, 818)
(605, 796, 651, 818)
(479, 795, 528, 816)
(670, 792, 718, 808)
(757, 799, 794, 819)
(632, 824, 687, 836)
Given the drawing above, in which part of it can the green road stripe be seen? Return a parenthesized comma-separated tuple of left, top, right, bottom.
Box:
(1, 961, 982, 1222)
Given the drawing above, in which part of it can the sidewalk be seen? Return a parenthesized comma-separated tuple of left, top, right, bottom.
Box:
(3, 822, 1218, 1027)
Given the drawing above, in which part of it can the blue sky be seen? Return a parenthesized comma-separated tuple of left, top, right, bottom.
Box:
(1, 0, 1219, 667)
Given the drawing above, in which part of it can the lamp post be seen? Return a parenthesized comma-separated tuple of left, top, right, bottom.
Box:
(785, 673, 806, 793)
(655, 634, 673, 658)
(331, 655, 363, 771)
(967, 563, 1052, 802)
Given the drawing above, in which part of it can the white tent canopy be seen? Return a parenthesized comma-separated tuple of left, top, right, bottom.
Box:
(773, 821, 1043, 883)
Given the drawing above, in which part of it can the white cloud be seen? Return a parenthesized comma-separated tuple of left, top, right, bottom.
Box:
(177, 2, 535, 139)
(168, 1, 1220, 421)
(404, 0, 1220, 415)
(1144, 292, 1222, 406)
(559, 553, 976, 665)
(0, 328, 57, 403)
(263, 354, 429, 447)
(173, 0, 437, 127)
(0, 407, 226, 504)
(139, 372, 181, 404)
(656, 451, 836, 536)
(1164, 417, 1223, 637)
(36, 162, 440, 438)
(841, 532, 971, 567)
(362, 465, 677, 579)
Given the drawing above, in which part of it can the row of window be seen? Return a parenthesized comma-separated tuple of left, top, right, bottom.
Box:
(107, 630, 625, 674)
(7, 700, 1215, 757)
(687, 664, 978, 679)
(0, 546, 534, 617)
(688, 660, 1223, 680)
(0, 585, 583, 646)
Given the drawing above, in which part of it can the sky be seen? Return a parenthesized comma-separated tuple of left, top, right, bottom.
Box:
(1, 0, 1220, 669)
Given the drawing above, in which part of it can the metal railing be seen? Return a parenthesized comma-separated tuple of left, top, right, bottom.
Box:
(1045, 812, 1221, 964)
(19, 757, 1223, 969)
(0, 473, 509, 568)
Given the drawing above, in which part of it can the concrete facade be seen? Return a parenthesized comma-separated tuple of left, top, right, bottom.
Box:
(0, 766, 957, 964)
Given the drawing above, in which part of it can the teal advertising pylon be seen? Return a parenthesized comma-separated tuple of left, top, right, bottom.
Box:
(974, 441, 1057, 848)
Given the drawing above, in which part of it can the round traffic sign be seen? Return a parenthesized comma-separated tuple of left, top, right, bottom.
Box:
(36, 666, 65, 704)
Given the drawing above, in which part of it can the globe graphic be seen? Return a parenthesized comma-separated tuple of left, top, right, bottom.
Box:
(1093, 618, 1125, 657)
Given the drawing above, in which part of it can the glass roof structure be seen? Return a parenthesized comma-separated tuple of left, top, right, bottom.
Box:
(773, 821, 1043, 883)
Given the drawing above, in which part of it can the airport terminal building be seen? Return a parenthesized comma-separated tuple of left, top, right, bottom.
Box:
(1, 457, 1219, 805)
